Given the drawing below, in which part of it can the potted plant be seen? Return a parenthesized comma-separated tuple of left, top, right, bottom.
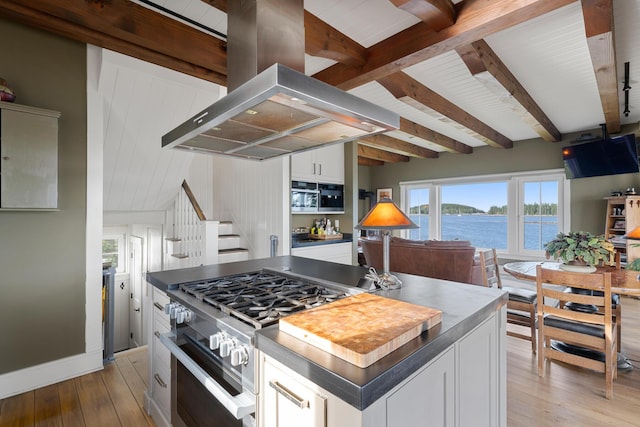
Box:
(543, 231, 616, 272)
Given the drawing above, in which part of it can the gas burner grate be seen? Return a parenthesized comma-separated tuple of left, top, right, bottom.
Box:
(178, 270, 348, 328)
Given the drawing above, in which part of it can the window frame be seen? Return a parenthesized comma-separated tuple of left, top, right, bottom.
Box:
(102, 228, 128, 273)
(400, 169, 569, 259)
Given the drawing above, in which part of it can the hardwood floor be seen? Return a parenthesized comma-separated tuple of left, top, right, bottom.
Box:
(1, 298, 639, 426)
(0, 346, 154, 427)
(507, 295, 640, 426)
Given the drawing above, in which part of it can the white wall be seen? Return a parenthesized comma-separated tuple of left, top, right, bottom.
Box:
(211, 156, 291, 258)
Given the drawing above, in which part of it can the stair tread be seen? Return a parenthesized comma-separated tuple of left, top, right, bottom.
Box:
(171, 253, 189, 259)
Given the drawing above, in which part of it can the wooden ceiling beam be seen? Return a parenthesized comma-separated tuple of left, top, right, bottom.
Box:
(359, 134, 439, 158)
(358, 157, 385, 166)
(0, 0, 228, 85)
(581, 0, 620, 133)
(378, 72, 513, 149)
(400, 118, 472, 154)
(456, 40, 561, 142)
(389, 0, 456, 31)
(357, 144, 411, 163)
(200, 0, 366, 66)
(303, 11, 367, 66)
(313, 0, 576, 90)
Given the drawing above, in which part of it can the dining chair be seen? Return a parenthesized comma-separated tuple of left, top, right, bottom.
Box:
(558, 252, 622, 352)
(478, 249, 537, 352)
(536, 265, 617, 399)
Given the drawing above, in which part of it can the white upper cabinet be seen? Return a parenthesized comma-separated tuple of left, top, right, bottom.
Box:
(0, 101, 60, 209)
(291, 144, 344, 184)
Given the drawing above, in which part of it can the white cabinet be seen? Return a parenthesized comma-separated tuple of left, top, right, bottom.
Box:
(261, 357, 327, 427)
(0, 101, 60, 209)
(258, 307, 506, 427)
(291, 144, 344, 184)
(145, 286, 172, 427)
(291, 242, 352, 265)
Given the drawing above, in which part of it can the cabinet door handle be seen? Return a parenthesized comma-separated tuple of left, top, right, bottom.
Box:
(318, 163, 322, 175)
(154, 373, 167, 388)
(154, 331, 161, 338)
(313, 163, 316, 175)
(268, 380, 309, 409)
(154, 302, 164, 311)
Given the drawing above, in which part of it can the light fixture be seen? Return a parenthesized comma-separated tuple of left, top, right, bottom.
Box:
(355, 198, 418, 289)
(623, 226, 640, 240)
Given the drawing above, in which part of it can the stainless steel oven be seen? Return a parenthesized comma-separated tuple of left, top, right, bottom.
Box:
(160, 303, 255, 427)
(159, 270, 356, 427)
(291, 180, 319, 213)
(319, 183, 344, 212)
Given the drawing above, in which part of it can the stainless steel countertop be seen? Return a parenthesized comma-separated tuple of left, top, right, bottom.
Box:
(146, 256, 507, 411)
(291, 233, 353, 248)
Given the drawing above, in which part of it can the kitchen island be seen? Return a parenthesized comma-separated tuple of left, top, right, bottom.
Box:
(146, 256, 507, 427)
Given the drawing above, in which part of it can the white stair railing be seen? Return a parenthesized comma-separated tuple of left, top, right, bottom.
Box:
(167, 180, 218, 268)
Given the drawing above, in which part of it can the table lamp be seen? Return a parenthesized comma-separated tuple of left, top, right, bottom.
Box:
(623, 226, 640, 240)
(622, 226, 640, 271)
(355, 198, 418, 289)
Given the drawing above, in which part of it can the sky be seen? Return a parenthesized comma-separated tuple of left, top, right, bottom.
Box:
(410, 181, 558, 212)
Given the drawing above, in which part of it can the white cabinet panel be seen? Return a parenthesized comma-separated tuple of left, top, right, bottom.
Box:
(291, 144, 344, 184)
(0, 102, 60, 209)
(386, 347, 455, 426)
(458, 311, 500, 427)
(147, 286, 171, 426)
(291, 242, 352, 265)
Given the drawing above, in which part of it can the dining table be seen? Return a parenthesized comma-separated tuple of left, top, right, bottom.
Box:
(503, 261, 640, 296)
(503, 260, 640, 370)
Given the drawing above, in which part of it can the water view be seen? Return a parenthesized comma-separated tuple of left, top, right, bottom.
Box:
(409, 214, 558, 250)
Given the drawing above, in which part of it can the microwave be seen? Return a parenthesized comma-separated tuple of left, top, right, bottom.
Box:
(291, 181, 319, 213)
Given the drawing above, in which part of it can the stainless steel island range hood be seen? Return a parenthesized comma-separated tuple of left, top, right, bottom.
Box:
(162, 0, 399, 161)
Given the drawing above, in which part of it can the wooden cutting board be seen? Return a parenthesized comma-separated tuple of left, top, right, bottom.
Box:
(279, 293, 442, 368)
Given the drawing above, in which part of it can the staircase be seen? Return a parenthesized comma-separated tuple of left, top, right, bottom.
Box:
(165, 181, 248, 269)
(217, 221, 249, 263)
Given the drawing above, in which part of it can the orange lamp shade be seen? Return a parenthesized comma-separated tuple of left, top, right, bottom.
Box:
(356, 198, 418, 230)
(624, 226, 640, 240)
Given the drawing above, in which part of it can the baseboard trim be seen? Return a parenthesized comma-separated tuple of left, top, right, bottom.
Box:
(0, 349, 103, 399)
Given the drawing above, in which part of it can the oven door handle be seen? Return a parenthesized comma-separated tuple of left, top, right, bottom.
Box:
(159, 332, 255, 419)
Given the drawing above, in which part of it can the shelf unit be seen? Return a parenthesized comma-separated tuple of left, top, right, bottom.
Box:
(604, 196, 640, 264)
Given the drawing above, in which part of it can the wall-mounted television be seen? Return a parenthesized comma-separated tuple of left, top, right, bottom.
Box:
(563, 134, 639, 179)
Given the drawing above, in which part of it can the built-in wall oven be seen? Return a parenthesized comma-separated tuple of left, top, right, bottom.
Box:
(319, 183, 344, 212)
(291, 180, 319, 213)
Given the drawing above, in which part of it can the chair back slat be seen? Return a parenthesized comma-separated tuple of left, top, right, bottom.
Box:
(479, 248, 502, 289)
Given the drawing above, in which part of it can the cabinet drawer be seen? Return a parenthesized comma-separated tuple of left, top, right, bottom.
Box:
(153, 318, 171, 368)
(151, 362, 171, 419)
(152, 287, 170, 325)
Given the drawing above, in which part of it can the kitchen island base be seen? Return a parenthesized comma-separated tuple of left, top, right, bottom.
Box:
(258, 306, 506, 427)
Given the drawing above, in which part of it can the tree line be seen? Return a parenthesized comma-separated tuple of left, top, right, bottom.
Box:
(410, 202, 558, 215)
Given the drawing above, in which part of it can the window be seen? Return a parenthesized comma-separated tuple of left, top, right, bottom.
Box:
(102, 231, 127, 273)
(407, 187, 430, 240)
(519, 178, 561, 254)
(400, 170, 568, 258)
(441, 181, 509, 249)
